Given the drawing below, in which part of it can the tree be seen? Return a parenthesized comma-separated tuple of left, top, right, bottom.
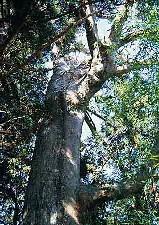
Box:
(1, 0, 159, 224)
(89, 70, 159, 224)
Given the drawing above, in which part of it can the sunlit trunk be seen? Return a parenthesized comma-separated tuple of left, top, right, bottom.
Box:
(23, 108, 84, 225)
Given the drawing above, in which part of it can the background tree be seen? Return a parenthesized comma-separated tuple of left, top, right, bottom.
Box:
(0, 0, 159, 224)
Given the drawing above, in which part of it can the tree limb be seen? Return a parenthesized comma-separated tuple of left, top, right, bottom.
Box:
(1, 11, 97, 78)
(118, 28, 157, 48)
(79, 181, 145, 209)
(85, 111, 96, 135)
(87, 108, 118, 130)
(115, 59, 159, 76)
(75, 0, 158, 107)
(29, 11, 97, 60)
(76, 0, 140, 107)
(81, 0, 100, 59)
(87, 108, 106, 121)
(108, 0, 134, 44)
(76, 0, 115, 107)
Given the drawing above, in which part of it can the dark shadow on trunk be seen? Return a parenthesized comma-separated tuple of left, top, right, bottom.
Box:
(22, 110, 84, 225)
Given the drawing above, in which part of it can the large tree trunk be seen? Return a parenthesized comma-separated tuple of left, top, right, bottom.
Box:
(21, 1, 143, 224)
(23, 108, 84, 225)
(22, 58, 84, 225)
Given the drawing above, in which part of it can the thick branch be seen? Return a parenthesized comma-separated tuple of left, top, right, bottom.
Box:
(79, 181, 145, 208)
(76, 1, 139, 108)
(115, 59, 159, 76)
(109, 0, 134, 44)
(81, 0, 100, 59)
(76, 0, 158, 107)
(76, 0, 115, 107)
(119, 30, 145, 47)
(118, 28, 157, 48)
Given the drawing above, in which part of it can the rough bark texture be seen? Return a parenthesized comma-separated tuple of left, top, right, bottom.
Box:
(22, 2, 125, 225)
(22, 58, 84, 225)
(1, 0, 156, 224)
(23, 109, 84, 225)
(21, 1, 147, 225)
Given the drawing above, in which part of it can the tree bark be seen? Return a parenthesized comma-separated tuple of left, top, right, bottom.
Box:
(22, 58, 85, 225)
(21, 1, 145, 224)
(23, 108, 84, 225)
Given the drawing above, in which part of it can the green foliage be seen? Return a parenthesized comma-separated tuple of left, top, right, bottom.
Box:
(106, 197, 159, 225)
(1, 1, 79, 224)
(1, 0, 159, 225)
(84, 68, 159, 223)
